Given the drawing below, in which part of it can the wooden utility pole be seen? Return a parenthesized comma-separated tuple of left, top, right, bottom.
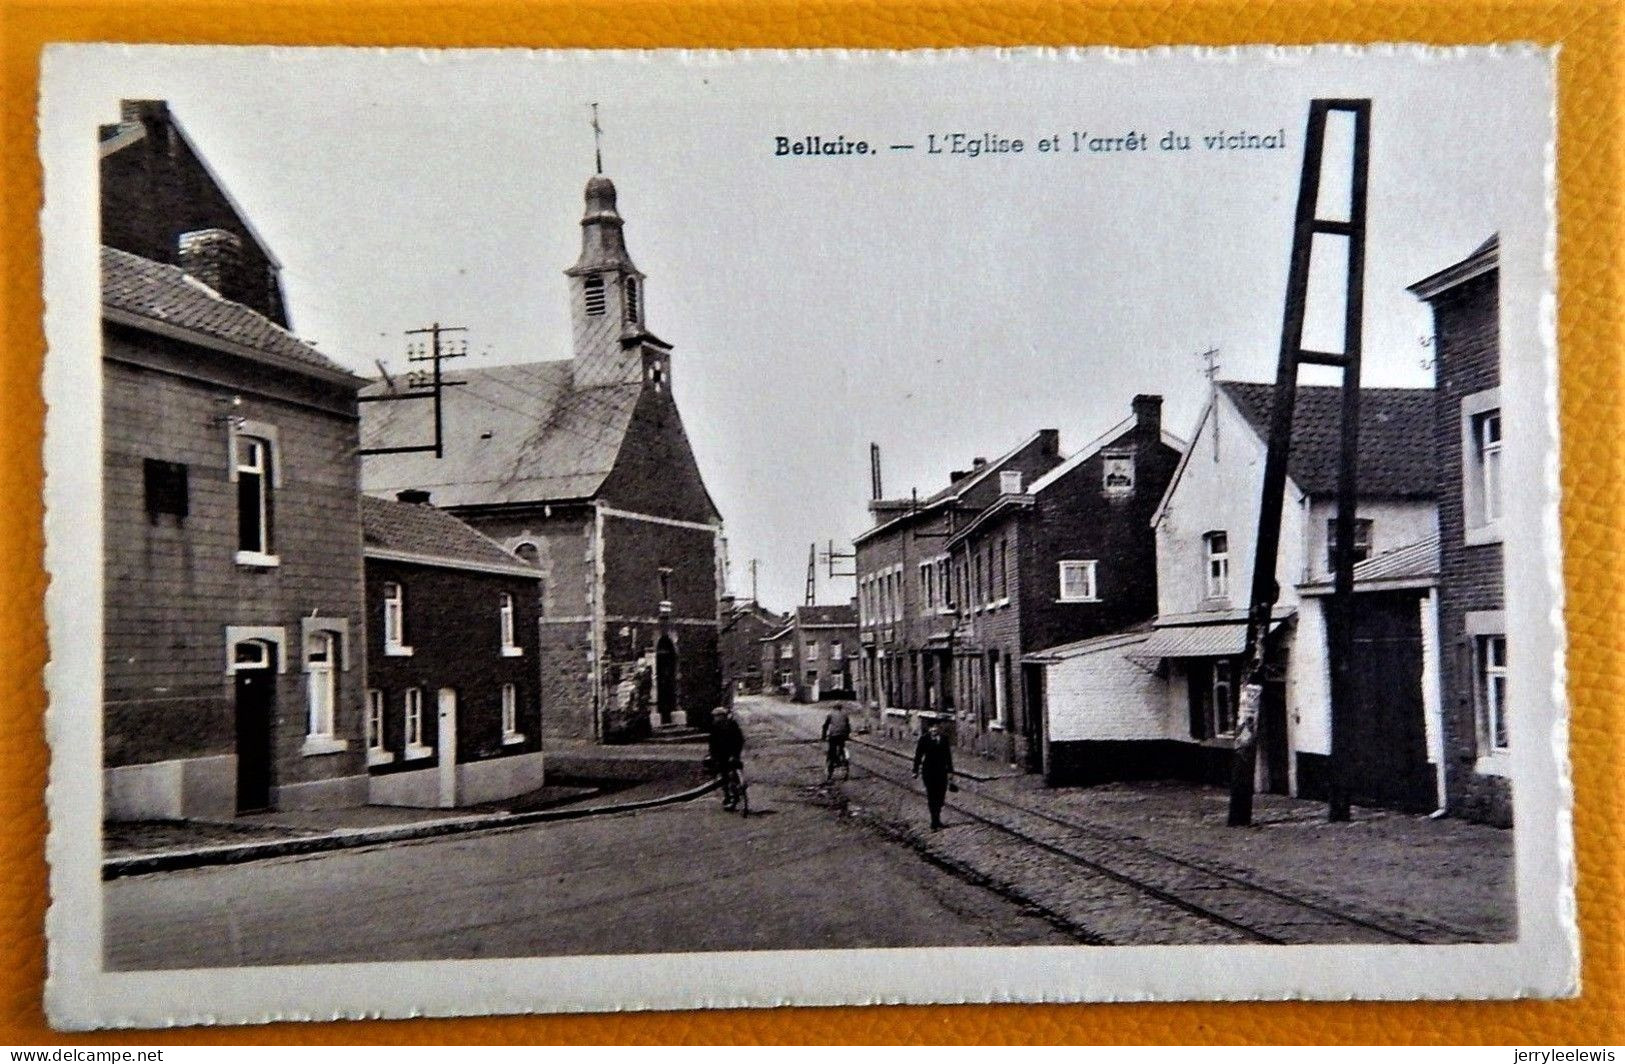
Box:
(749, 559, 759, 605)
(1228, 99, 1370, 827)
(358, 322, 468, 458)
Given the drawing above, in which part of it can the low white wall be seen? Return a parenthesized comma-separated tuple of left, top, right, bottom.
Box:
(368, 765, 440, 808)
(275, 773, 368, 812)
(458, 752, 547, 805)
(1045, 636, 1168, 743)
(104, 755, 236, 821)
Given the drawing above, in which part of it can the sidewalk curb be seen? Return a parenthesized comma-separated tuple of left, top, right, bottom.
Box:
(103, 776, 721, 881)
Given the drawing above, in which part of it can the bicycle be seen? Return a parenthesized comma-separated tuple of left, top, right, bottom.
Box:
(825, 737, 850, 782)
(719, 760, 749, 816)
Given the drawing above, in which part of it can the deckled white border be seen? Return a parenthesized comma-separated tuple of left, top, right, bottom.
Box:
(40, 44, 1575, 1030)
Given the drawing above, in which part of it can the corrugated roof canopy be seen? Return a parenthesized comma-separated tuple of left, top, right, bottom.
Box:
(1134, 618, 1287, 660)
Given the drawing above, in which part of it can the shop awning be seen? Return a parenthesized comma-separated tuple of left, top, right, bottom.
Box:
(1133, 618, 1285, 660)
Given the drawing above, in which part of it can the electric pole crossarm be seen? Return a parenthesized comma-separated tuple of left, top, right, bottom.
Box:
(359, 321, 469, 459)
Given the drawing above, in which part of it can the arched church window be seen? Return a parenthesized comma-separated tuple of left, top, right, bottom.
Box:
(583, 275, 606, 317)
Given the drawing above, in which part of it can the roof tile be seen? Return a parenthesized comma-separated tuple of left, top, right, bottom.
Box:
(361, 494, 539, 574)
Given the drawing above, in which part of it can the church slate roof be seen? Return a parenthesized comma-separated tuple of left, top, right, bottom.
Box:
(360, 494, 540, 575)
(1219, 380, 1437, 499)
(360, 362, 644, 508)
(101, 246, 349, 379)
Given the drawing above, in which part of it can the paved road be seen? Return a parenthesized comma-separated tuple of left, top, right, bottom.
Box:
(105, 702, 1070, 970)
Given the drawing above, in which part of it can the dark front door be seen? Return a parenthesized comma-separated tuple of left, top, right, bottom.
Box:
(1339, 590, 1435, 812)
(1021, 663, 1046, 774)
(655, 636, 677, 723)
(1259, 678, 1290, 795)
(233, 656, 276, 813)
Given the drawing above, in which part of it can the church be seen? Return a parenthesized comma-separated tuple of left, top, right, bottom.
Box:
(361, 171, 725, 744)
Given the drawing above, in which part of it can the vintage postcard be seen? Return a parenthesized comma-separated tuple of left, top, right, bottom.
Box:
(40, 45, 1573, 1028)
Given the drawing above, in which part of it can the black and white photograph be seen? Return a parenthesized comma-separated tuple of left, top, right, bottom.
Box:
(40, 45, 1573, 1027)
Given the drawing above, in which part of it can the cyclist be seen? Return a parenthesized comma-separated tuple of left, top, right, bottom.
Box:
(821, 703, 852, 782)
(708, 704, 747, 810)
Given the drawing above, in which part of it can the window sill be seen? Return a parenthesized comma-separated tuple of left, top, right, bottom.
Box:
(367, 749, 396, 767)
(234, 550, 280, 569)
(502, 732, 527, 746)
(1464, 521, 1505, 548)
(301, 736, 349, 757)
(384, 644, 414, 658)
(1056, 597, 1101, 604)
(501, 646, 524, 658)
(989, 721, 1007, 732)
(404, 744, 435, 762)
(1475, 751, 1512, 778)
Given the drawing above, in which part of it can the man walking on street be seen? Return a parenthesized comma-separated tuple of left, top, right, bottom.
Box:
(821, 703, 852, 782)
(912, 719, 956, 830)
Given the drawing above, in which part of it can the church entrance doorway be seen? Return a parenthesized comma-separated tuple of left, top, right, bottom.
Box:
(655, 636, 678, 724)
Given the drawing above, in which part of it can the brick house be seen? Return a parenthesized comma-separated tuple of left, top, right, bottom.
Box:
(719, 595, 787, 697)
(1031, 382, 1442, 807)
(361, 493, 546, 807)
(853, 431, 1064, 741)
(1409, 235, 1511, 827)
(759, 605, 859, 702)
(101, 243, 370, 820)
(362, 173, 724, 743)
(945, 396, 1182, 768)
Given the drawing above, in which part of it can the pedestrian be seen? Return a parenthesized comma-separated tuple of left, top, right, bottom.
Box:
(912, 719, 957, 830)
(708, 704, 747, 810)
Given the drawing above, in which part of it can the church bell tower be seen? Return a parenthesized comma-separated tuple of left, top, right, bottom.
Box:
(567, 174, 665, 390)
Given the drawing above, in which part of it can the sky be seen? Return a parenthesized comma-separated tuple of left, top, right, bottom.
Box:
(57, 46, 1551, 611)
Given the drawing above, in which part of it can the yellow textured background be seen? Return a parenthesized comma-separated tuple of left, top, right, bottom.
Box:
(0, 0, 1618, 1045)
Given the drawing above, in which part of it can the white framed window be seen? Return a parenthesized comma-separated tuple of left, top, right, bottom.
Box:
(1325, 517, 1374, 572)
(1478, 633, 1509, 753)
(1204, 531, 1230, 599)
(831, 642, 844, 662)
(583, 274, 606, 316)
(366, 688, 393, 765)
(499, 592, 522, 656)
(1000, 470, 1023, 494)
(1058, 559, 1099, 602)
(382, 581, 412, 656)
(780, 642, 793, 660)
(233, 434, 277, 565)
(404, 688, 431, 759)
(1211, 660, 1237, 737)
(806, 640, 820, 663)
(501, 683, 524, 744)
(301, 630, 347, 755)
(1103, 451, 1135, 494)
(1460, 389, 1504, 545)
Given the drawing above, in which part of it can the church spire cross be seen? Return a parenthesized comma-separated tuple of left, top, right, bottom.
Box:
(590, 102, 603, 175)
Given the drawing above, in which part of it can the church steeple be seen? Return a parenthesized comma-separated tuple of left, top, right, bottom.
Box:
(566, 172, 660, 389)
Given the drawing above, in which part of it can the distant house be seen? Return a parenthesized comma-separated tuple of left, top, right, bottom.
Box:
(942, 396, 1182, 768)
(853, 431, 1065, 739)
(719, 596, 787, 696)
(361, 493, 545, 808)
(1410, 235, 1511, 827)
(1031, 381, 1442, 810)
(362, 173, 725, 742)
(760, 605, 859, 703)
(101, 244, 369, 820)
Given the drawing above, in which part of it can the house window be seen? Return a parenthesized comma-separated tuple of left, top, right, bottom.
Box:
(1325, 517, 1374, 572)
(404, 688, 429, 757)
(1461, 391, 1504, 543)
(1103, 451, 1135, 494)
(1058, 560, 1098, 602)
(1211, 661, 1237, 737)
(998, 539, 1009, 600)
(1188, 659, 1239, 739)
(973, 553, 984, 606)
(304, 630, 338, 741)
(235, 435, 274, 560)
(143, 458, 189, 518)
(583, 274, 606, 316)
(382, 582, 411, 656)
(366, 688, 392, 765)
(919, 562, 933, 613)
(1000, 470, 1023, 494)
(806, 640, 820, 663)
(831, 642, 844, 661)
(1478, 634, 1509, 752)
(780, 643, 793, 660)
(624, 276, 641, 322)
(501, 683, 523, 743)
(1204, 531, 1230, 599)
(499, 592, 522, 656)
(939, 558, 954, 610)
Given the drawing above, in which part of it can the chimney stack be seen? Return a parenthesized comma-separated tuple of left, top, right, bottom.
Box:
(869, 442, 883, 501)
(1132, 394, 1163, 439)
(396, 489, 433, 505)
(177, 228, 242, 297)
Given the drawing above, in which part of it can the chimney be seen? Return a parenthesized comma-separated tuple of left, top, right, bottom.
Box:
(120, 99, 168, 127)
(869, 442, 883, 501)
(1132, 394, 1163, 439)
(177, 228, 242, 296)
(973, 457, 988, 468)
(396, 489, 432, 505)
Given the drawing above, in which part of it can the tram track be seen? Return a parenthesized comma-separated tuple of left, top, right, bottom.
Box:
(748, 703, 1457, 946)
